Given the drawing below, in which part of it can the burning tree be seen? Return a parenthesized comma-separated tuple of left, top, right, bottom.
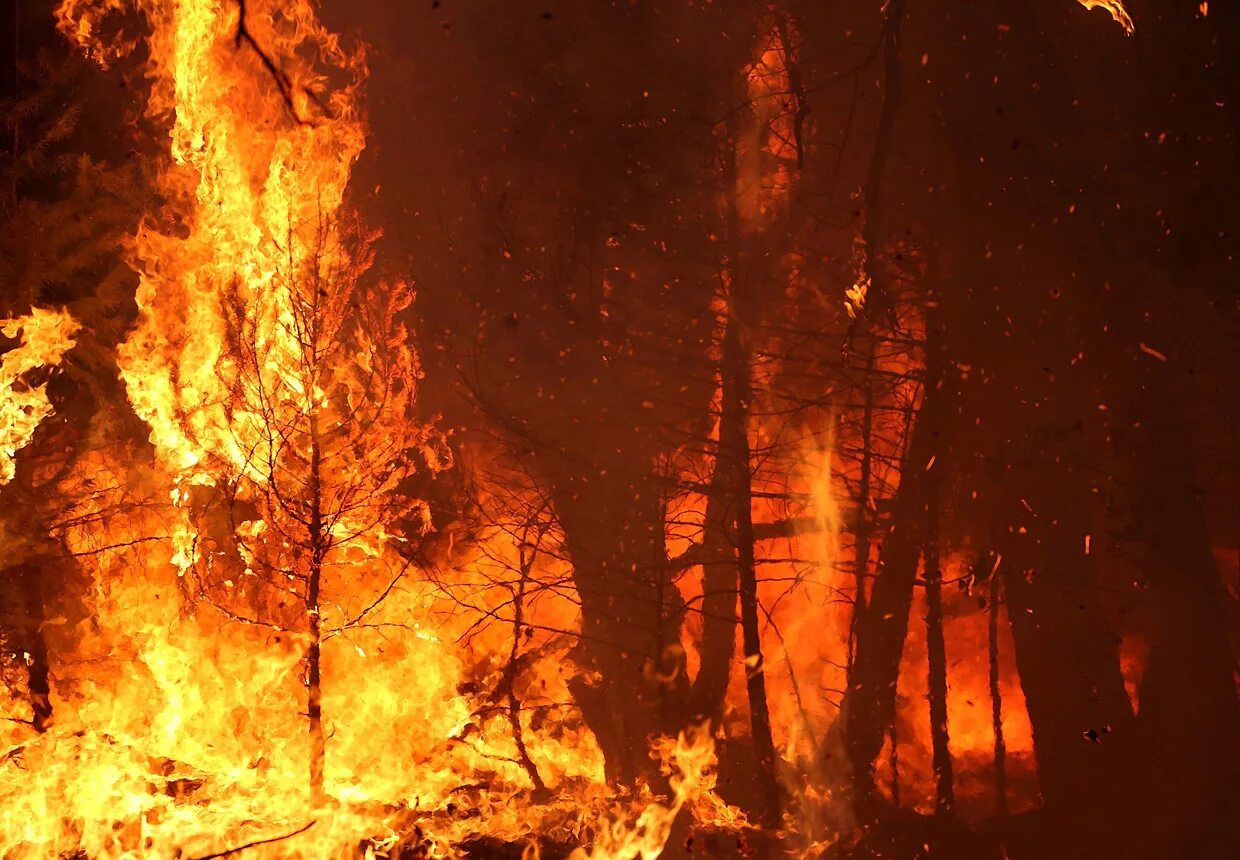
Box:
(175, 216, 448, 805)
(8, 0, 1238, 856)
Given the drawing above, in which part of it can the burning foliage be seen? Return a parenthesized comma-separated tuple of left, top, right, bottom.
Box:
(1, 0, 1236, 859)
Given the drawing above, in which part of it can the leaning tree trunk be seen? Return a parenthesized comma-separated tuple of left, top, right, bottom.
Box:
(923, 497, 954, 814)
(827, 0, 921, 812)
(987, 571, 1007, 816)
(1106, 307, 1240, 857)
(719, 112, 780, 832)
(848, 332, 878, 665)
(833, 294, 944, 811)
(921, 298, 954, 815)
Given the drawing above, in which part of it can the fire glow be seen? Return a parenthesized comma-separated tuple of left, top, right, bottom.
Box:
(3, 0, 1235, 858)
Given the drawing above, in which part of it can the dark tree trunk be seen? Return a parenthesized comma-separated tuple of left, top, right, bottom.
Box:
(999, 506, 1133, 859)
(306, 413, 326, 808)
(503, 556, 547, 795)
(827, 0, 921, 811)
(1110, 332, 1240, 856)
(920, 300, 953, 814)
(987, 572, 1007, 816)
(16, 560, 53, 734)
(848, 333, 877, 666)
(834, 369, 939, 809)
(720, 112, 780, 832)
(722, 299, 780, 830)
(688, 475, 737, 724)
(19, 562, 53, 738)
(559, 471, 685, 788)
(923, 537, 954, 814)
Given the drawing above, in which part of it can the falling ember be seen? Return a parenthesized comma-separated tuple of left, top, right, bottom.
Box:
(0, 308, 81, 485)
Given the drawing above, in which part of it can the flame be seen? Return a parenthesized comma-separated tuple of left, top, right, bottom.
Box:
(736, 18, 800, 228)
(0, 2, 1073, 855)
(1077, 0, 1136, 35)
(876, 562, 1040, 817)
(58, 0, 367, 485)
(569, 724, 739, 860)
(845, 236, 870, 319)
(0, 308, 81, 485)
(1120, 632, 1150, 714)
(2, 7, 752, 856)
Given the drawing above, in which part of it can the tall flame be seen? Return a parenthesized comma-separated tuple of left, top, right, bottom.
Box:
(58, 0, 367, 485)
(2, 5, 751, 858)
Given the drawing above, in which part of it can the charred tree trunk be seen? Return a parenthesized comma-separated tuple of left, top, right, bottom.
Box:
(860, 0, 907, 321)
(306, 412, 326, 808)
(987, 571, 1007, 816)
(922, 517, 953, 814)
(834, 363, 939, 810)
(721, 302, 780, 830)
(559, 471, 683, 788)
(689, 473, 737, 724)
(720, 111, 780, 831)
(848, 333, 877, 667)
(921, 305, 954, 814)
(17, 561, 53, 734)
(1110, 327, 1240, 855)
(828, 0, 920, 811)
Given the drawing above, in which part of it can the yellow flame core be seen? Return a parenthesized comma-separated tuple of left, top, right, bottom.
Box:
(570, 725, 735, 860)
(58, 0, 367, 483)
(0, 308, 81, 485)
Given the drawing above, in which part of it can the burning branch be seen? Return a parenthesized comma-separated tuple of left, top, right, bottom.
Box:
(773, 14, 809, 170)
(188, 820, 316, 860)
(233, 0, 330, 124)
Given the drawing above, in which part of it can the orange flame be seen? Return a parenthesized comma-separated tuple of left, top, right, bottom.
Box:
(1078, 0, 1136, 35)
(0, 308, 80, 485)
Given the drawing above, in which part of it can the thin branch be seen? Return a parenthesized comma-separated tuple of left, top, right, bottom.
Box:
(189, 820, 316, 860)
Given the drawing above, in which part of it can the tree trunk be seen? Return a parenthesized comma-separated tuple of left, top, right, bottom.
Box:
(923, 541, 954, 814)
(558, 470, 683, 788)
(834, 306, 942, 811)
(306, 412, 326, 808)
(1117, 349, 1240, 856)
(504, 563, 547, 795)
(988, 571, 1007, 816)
(722, 300, 780, 830)
(15, 560, 53, 734)
(720, 111, 780, 831)
(999, 506, 1133, 859)
(834, 410, 932, 808)
(848, 333, 877, 667)
(922, 326, 953, 814)
(688, 471, 737, 724)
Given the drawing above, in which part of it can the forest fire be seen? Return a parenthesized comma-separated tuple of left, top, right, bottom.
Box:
(2, 0, 1236, 859)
